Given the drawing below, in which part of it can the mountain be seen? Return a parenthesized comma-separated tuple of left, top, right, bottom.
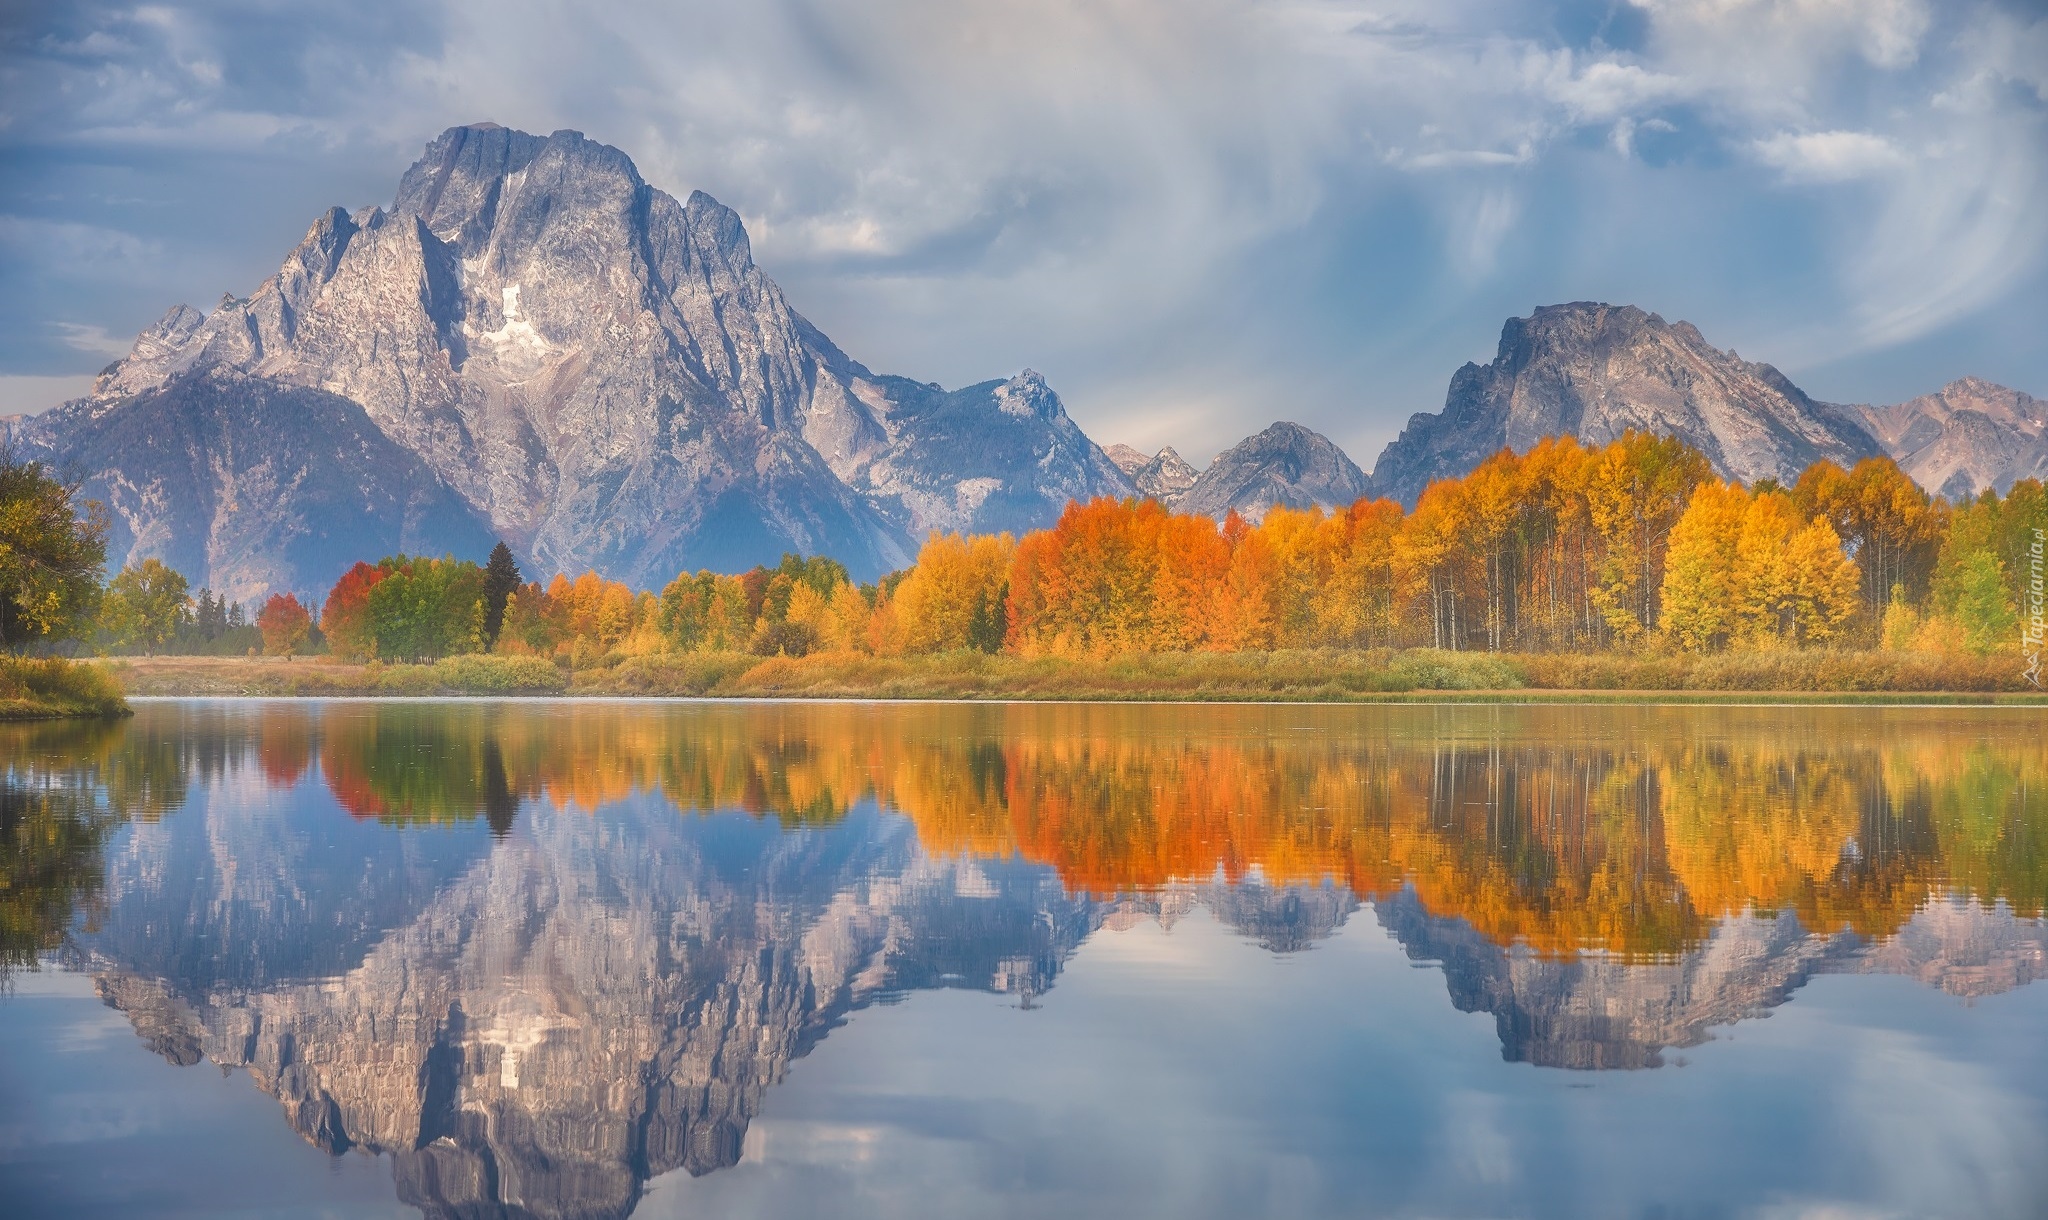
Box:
(1104, 442, 1201, 504)
(28, 123, 1132, 594)
(1848, 377, 2048, 501)
(20, 369, 497, 605)
(76, 743, 1351, 1220)
(1370, 303, 1886, 506)
(1178, 421, 1372, 521)
(1380, 888, 2046, 1070)
(846, 369, 1133, 538)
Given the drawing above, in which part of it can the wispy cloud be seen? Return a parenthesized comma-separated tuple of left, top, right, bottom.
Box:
(1752, 130, 1909, 183)
(1, 0, 2043, 458)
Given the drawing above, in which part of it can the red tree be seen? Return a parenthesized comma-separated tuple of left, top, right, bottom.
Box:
(322, 561, 387, 662)
(256, 592, 312, 658)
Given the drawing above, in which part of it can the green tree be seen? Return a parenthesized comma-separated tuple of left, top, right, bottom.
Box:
(482, 542, 522, 646)
(1937, 550, 2017, 654)
(0, 447, 107, 653)
(363, 556, 485, 661)
(101, 559, 192, 655)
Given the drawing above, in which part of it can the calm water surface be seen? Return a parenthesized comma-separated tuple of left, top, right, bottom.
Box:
(2, 699, 2046, 1219)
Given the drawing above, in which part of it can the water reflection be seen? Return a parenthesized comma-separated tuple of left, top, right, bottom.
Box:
(5, 701, 2046, 1218)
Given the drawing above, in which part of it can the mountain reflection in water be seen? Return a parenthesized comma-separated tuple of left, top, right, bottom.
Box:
(4, 700, 2045, 1219)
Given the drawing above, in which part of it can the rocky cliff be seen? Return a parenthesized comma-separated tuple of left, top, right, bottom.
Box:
(30, 124, 1133, 593)
(23, 369, 497, 606)
(1849, 377, 2048, 501)
(1370, 303, 1886, 506)
(1178, 421, 1373, 521)
(1104, 443, 1201, 505)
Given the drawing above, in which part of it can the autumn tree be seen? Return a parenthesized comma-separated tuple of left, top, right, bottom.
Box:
(0, 447, 107, 653)
(256, 593, 312, 658)
(1585, 432, 1711, 646)
(1311, 498, 1402, 648)
(1008, 498, 1171, 656)
(1210, 512, 1284, 651)
(885, 533, 1017, 654)
(1795, 457, 1945, 626)
(1659, 480, 1747, 652)
(322, 562, 387, 662)
(100, 559, 191, 655)
(1732, 494, 1860, 647)
(1395, 479, 1473, 650)
(1146, 511, 1231, 650)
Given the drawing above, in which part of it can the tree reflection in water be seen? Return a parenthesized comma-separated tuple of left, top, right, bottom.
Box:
(7, 701, 2044, 1219)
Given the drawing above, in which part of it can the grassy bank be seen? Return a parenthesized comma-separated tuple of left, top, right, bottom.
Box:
(109, 654, 568, 697)
(107, 648, 2048, 703)
(0, 656, 131, 719)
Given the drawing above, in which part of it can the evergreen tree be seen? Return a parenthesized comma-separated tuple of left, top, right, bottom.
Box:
(483, 542, 522, 646)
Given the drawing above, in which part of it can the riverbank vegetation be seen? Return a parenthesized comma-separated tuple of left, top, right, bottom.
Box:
(0, 447, 126, 718)
(80, 433, 2048, 697)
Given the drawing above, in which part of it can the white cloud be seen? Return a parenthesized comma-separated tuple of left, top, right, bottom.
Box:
(1, 0, 2043, 455)
(1752, 130, 1909, 182)
(53, 322, 133, 358)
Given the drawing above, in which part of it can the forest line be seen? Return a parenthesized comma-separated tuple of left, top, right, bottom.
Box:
(78, 432, 2044, 677)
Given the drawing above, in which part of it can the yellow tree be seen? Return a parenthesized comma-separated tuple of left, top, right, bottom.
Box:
(1395, 479, 1473, 649)
(1734, 495, 1859, 647)
(1796, 457, 1945, 624)
(1586, 432, 1712, 647)
(888, 532, 1016, 653)
(1461, 450, 1528, 650)
(1312, 498, 1401, 647)
(1250, 506, 1334, 647)
(1516, 436, 1598, 649)
(1782, 516, 1864, 645)
(1659, 480, 1747, 652)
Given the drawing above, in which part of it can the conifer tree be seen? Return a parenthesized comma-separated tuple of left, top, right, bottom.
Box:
(482, 542, 522, 646)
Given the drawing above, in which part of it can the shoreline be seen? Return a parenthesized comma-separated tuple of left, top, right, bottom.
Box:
(0, 657, 131, 721)
(103, 653, 2048, 707)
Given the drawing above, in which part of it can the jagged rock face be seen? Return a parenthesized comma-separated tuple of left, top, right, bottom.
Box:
(1178, 421, 1372, 521)
(1105, 443, 1201, 505)
(18, 369, 496, 606)
(1370, 303, 1886, 506)
(1849, 377, 2048, 501)
(846, 371, 1135, 539)
(41, 123, 1131, 593)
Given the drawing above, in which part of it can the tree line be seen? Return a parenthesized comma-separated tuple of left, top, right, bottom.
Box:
(7, 434, 2041, 665)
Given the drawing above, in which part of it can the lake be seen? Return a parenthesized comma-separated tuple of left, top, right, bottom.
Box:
(2, 699, 2045, 1220)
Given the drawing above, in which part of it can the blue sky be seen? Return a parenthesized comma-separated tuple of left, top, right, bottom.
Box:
(2, 0, 2044, 469)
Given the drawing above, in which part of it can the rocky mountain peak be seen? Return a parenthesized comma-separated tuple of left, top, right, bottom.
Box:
(1179, 421, 1372, 522)
(993, 369, 1063, 420)
(1103, 443, 1202, 505)
(32, 123, 1138, 595)
(1848, 376, 2048, 500)
(1370, 302, 1885, 506)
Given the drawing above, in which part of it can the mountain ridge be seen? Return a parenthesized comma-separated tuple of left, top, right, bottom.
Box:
(27, 122, 1134, 594)
(20, 126, 2040, 599)
(1369, 302, 1891, 506)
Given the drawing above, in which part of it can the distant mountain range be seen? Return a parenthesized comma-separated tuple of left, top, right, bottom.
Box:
(14, 124, 2040, 599)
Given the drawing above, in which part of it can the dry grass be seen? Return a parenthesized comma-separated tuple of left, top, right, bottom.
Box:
(0, 655, 130, 719)
(111, 653, 565, 697)
(104, 647, 2047, 703)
